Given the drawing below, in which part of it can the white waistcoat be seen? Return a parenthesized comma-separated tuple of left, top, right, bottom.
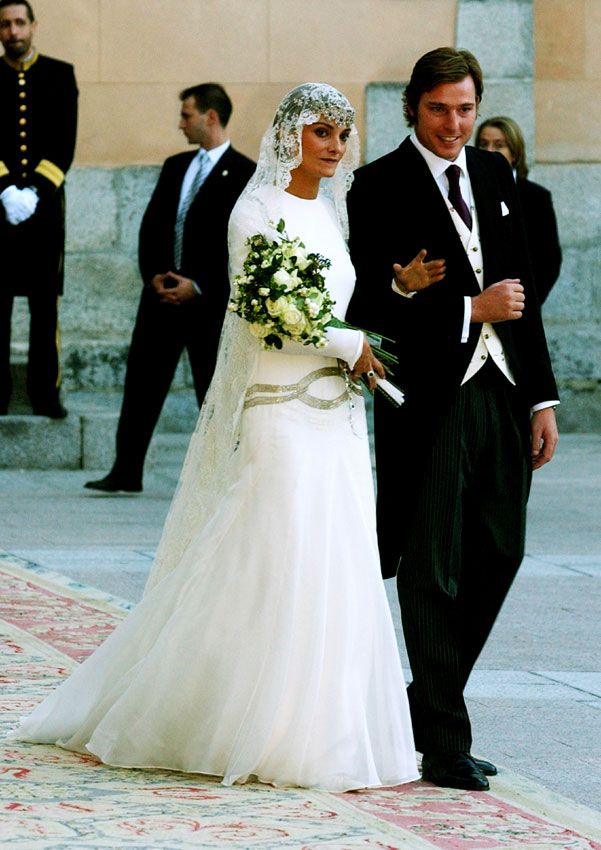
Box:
(448, 205, 515, 387)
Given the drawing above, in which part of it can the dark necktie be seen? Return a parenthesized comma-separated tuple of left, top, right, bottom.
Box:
(445, 164, 472, 231)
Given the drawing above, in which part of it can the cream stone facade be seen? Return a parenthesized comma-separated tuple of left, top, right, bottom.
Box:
(32, 0, 456, 164)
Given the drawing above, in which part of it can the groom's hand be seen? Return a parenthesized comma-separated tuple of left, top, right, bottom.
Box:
(531, 407, 559, 470)
(393, 249, 446, 293)
(471, 279, 524, 323)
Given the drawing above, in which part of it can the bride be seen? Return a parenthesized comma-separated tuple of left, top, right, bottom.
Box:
(8, 83, 438, 792)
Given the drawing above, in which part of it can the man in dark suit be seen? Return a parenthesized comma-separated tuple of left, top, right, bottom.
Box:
(0, 0, 78, 418)
(348, 48, 559, 791)
(85, 83, 254, 493)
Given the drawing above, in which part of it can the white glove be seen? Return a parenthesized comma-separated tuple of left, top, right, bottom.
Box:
(0, 185, 39, 225)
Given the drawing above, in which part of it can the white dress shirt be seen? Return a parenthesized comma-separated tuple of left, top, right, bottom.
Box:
(177, 139, 231, 214)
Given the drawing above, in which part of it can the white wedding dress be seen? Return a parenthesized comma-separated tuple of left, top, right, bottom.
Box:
(9, 188, 418, 792)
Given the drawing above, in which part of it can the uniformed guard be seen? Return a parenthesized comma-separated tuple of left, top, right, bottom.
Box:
(0, 0, 78, 417)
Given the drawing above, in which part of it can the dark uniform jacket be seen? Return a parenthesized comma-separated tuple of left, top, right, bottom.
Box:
(0, 52, 78, 295)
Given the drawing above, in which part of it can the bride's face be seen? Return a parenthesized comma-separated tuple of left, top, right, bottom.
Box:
(296, 118, 351, 182)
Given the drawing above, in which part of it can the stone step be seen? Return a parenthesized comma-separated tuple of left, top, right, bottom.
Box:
(0, 391, 199, 471)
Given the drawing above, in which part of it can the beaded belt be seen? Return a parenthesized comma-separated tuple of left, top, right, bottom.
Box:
(243, 366, 362, 410)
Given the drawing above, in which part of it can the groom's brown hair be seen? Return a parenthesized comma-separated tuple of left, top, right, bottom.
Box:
(403, 47, 484, 127)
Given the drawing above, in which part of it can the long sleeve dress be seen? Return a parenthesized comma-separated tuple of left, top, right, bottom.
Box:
(8, 187, 418, 793)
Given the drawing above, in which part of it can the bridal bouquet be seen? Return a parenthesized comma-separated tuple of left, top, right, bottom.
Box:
(229, 220, 394, 361)
(228, 219, 335, 351)
(229, 219, 403, 405)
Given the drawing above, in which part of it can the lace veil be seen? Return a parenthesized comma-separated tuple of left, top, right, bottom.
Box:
(144, 83, 359, 593)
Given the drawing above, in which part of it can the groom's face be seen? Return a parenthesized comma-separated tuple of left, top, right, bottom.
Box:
(412, 75, 477, 161)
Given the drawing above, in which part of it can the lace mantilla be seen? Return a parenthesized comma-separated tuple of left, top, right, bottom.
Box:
(243, 83, 359, 239)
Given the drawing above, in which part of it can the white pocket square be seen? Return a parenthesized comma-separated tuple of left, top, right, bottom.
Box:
(500, 201, 509, 216)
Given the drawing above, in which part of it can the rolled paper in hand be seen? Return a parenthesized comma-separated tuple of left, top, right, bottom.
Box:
(375, 377, 405, 407)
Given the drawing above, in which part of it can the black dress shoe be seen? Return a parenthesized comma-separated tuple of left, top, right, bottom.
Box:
(421, 752, 489, 791)
(471, 755, 497, 776)
(84, 474, 142, 493)
(32, 402, 68, 419)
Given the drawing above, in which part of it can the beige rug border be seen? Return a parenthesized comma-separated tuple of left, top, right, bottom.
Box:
(0, 556, 130, 616)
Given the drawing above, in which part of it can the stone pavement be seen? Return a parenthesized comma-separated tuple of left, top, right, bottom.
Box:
(1, 432, 599, 812)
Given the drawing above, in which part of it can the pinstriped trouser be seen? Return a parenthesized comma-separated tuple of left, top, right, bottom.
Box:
(397, 360, 532, 754)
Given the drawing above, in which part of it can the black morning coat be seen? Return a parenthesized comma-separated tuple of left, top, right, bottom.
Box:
(347, 138, 559, 575)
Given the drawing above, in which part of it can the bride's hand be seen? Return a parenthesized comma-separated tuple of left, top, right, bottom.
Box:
(350, 337, 385, 391)
(393, 249, 445, 293)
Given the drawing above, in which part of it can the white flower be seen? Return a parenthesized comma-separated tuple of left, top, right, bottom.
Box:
(266, 296, 290, 317)
(258, 287, 270, 296)
(294, 245, 311, 271)
(273, 269, 293, 288)
(249, 322, 272, 339)
(306, 288, 324, 308)
(281, 306, 306, 334)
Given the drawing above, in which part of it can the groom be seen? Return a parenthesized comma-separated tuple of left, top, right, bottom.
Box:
(348, 47, 559, 791)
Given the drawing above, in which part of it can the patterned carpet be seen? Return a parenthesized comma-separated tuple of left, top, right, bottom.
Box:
(1, 554, 600, 850)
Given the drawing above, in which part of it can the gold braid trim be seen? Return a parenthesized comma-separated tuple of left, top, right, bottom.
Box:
(35, 159, 65, 188)
(244, 366, 361, 411)
(0, 162, 8, 178)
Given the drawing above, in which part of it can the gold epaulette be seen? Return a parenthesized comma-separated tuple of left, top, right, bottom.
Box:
(0, 162, 8, 179)
(35, 159, 65, 188)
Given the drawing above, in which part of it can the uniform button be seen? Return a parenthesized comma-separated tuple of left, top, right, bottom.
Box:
(19, 91, 26, 98)
(20, 145, 27, 151)
(21, 158, 28, 165)
(18, 71, 24, 78)
(472, 246, 478, 252)
(21, 172, 27, 178)
(18, 77, 25, 84)
(475, 268, 482, 274)
(484, 333, 490, 339)
(19, 104, 27, 111)
(480, 355, 486, 360)
(19, 118, 26, 125)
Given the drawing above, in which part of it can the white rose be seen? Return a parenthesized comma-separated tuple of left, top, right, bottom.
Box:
(282, 306, 306, 334)
(294, 245, 311, 271)
(258, 287, 270, 296)
(266, 295, 290, 317)
(249, 322, 272, 339)
(273, 269, 293, 288)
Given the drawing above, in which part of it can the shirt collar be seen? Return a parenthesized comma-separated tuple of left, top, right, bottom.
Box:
(409, 132, 468, 181)
(201, 139, 230, 165)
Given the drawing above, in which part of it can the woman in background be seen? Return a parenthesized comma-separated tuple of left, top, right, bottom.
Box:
(476, 116, 562, 304)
